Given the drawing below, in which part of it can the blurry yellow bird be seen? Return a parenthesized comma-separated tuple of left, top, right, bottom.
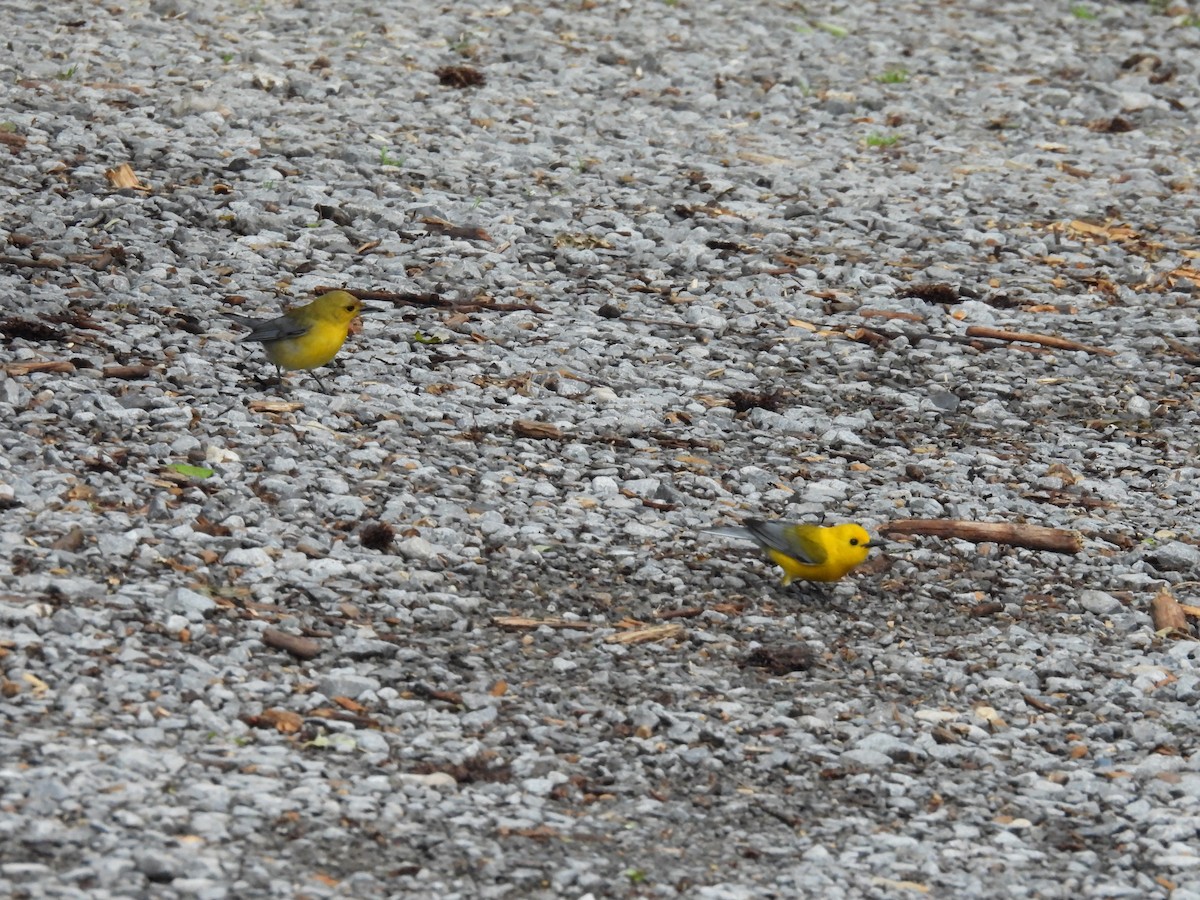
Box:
(707, 519, 878, 584)
(226, 290, 366, 386)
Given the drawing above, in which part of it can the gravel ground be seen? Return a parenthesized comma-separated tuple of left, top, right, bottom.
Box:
(3, 1, 1200, 897)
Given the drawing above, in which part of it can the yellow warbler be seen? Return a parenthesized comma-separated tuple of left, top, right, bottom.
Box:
(707, 519, 877, 584)
(226, 290, 366, 386)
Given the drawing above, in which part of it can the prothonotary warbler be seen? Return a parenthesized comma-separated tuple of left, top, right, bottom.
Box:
(225, 290, 367, 387)
(707, 519, 878, 585)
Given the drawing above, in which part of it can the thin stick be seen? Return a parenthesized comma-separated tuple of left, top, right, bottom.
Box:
(315, 286, 549, 314)
(492, 615, 598, 631)
(964, 326, 1115, 356)
(878, 519, 1083, 554)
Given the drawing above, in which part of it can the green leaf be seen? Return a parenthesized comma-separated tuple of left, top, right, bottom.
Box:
(412, 330, 444, 344)
(169, 463, 214, 478)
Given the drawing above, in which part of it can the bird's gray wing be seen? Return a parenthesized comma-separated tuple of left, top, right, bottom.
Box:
(225, 312, 309, 343)
(742, 520, 826, 565)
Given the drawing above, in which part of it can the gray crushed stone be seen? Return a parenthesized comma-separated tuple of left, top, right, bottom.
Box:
(3, 1, 1200, 898)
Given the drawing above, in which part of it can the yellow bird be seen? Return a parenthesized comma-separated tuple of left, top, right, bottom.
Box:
(707, 519, 878, 585)
(226, 290, 366, 387)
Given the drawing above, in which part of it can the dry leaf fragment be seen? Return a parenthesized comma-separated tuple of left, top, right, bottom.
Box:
(332, 696, 366, 714)
(434, 65, 485, 88)
(1062, 219, 1139, 243)
(973, 705, 1007, 730)
(246, 708, 303, 733)
(1168, 267, 1200, 288)
(104, 163, 149, 191)
(22, 673, 50, 696)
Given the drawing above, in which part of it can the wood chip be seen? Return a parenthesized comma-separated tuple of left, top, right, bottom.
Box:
(512, 420, 564, 440)
(969, 601, 1005, 617)
(103, 364, 155, 380)
(1150, 586, 1190, 635)
(857, 308, 924, 322)
(245, 707, 303, 733)
(247, 399, 304, 413)
(332, 695, 366, 713)
(51, 525, 85, 551)
(604, 623, 684, 645)
(261, 627, 322, 660)
(869, 877, 930, 894)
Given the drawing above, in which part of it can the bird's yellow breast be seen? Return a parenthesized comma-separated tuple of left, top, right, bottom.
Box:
(262, 320, 349, 371)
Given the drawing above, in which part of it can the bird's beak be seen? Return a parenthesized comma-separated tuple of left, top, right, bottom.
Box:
(866, 540, 888, 549)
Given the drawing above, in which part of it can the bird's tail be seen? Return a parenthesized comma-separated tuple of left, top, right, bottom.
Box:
(703, 526, 755, 542)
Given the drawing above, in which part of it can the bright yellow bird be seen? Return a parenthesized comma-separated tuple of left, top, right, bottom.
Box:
(226, 290, 366, 387)
(707, 519, 878, 584)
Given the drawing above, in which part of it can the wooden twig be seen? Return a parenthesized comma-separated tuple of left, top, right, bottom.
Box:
(1151, 587, 1190, 635)
(878, 519, 1083, 554)
(492, 615, 598, 631)
(412, 684, 464, 705)
(0, 256, 65, 269)
(821, 321, 1006, 351)
(315, 286, 549, 314)
(619, 488, 677, 511)
(656, 607, 704, 620)
(1164, 338, 1200, 365)
(4, 360, 75, 375)
(964, 326, 1114, 356)
(316, 287, 450, 307)
(1022, 694, 1056, 713)
(419, 216, 493, 242)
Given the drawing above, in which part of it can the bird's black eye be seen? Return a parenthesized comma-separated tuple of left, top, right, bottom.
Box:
(849, 538, 860, 546)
